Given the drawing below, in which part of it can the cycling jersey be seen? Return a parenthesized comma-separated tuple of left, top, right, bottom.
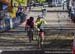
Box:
(35, 18, 47, 30)
(26, 19, 34, 28)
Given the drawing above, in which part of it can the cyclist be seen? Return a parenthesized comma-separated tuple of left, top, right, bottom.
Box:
(35, 15, 47, 47)
(25, 17, 34, 43)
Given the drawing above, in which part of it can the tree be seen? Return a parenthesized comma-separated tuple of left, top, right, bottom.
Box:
(37, 0, 46, 3)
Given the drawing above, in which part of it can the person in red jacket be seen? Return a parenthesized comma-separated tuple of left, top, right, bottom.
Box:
(73, 39, 75, 54)
(25, 17, 34, 43)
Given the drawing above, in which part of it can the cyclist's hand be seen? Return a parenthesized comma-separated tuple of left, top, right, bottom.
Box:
(37, 28, 40, 31)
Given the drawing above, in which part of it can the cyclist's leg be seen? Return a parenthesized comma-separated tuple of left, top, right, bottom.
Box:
(38, 31, 44, 48)
(38, 32, 45, 49)
(37, 29, 44, 48)
(37, 31, 41, 48)
(40, 29, 45, 44)
(27, 30, 31, 42)
(29, 28, 34, 42)
(27, 28, 32, 42)
(39, 32, 43, 44)
(28, 31, 31, 42)
(42, 32, 45, 41)
(30, 28, 33, 40)
(41, 32, 45, 44)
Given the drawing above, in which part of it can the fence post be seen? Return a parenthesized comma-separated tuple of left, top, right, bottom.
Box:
(9, 18, 13, 29)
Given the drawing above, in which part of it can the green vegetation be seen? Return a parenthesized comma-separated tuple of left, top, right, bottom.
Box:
(37, 0, 46, 3)
(12, 0, 27, 6)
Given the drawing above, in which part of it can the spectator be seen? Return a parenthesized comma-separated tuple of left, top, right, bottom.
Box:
(18, 4, 23, 12)
(42, 8, 47, 19)
(23, 7, 28, 15)
(68, 7, 71, 17)
(29, 0, 35, 11)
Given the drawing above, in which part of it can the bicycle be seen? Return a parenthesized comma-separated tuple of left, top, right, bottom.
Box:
(26, 26, 33, 43)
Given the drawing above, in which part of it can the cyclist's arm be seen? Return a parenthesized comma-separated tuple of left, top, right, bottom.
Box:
(44, 20, 47, 24)
(41, 19, 47, 24)
(35, 22, 40, 31)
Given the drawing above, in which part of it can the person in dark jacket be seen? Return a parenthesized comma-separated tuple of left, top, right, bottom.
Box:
(25, 17, 34, 43)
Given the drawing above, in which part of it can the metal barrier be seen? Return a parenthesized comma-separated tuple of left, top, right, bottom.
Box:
(0, 20, 5, 32)
(0, 12, 27, 32)
(5, 18, 10, 31)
